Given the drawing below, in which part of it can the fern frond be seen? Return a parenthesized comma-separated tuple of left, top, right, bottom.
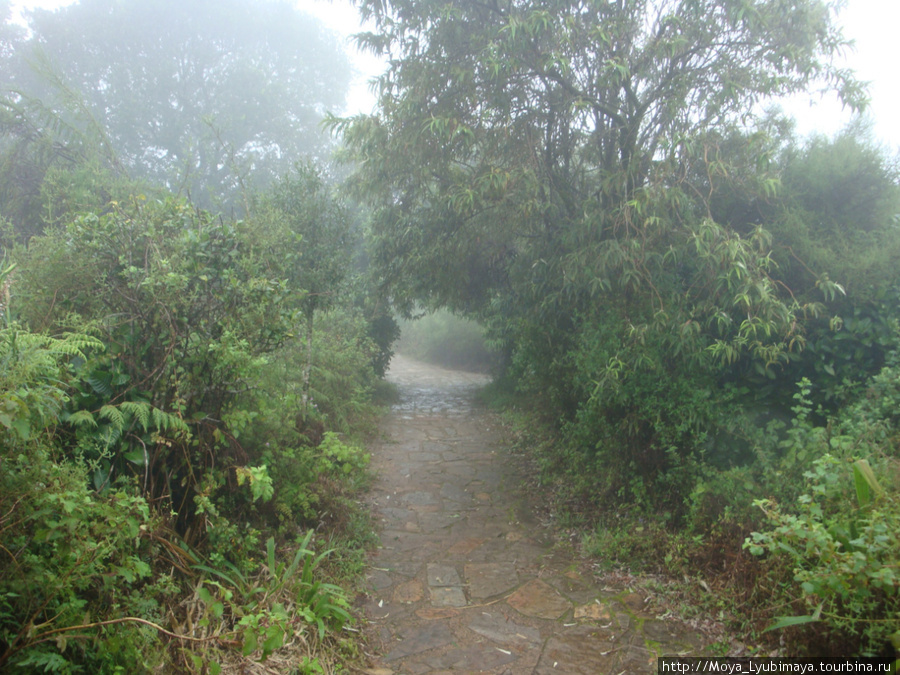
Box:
(98, 404, 126, 430)
(52, 333, 104, 356)
(66, 409, 98, 429)
(98, 422, 123, 448)
(86, 374, 113, 397)
(120, 401, 151, 431)
(150, 406, 189, 435)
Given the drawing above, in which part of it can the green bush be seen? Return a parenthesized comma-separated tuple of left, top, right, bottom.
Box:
(13, 196, 304, 540)
(2, 184, 377, 669)
(0, 325, 166, 672)
(746, 455, 899, 656)
(745, 356, 900, 656)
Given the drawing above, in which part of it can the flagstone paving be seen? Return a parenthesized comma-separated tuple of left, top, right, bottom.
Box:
(357, 355, 715, 674)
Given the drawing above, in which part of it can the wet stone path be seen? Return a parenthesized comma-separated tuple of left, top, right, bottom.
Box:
(357, 356, 711, 674)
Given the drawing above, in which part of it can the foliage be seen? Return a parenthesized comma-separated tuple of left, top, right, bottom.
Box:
(333, 0, 865, 515)
(0, 3, 384, 669)
(0, 97, 126, 242)
(746, 125, 900, 410)
(2, 195, 378, 671)
(190, 532, 351, 670)
(741, 349, 900, 655)
(6, 0, 350, 213)
(747, 455, 899, 656)
(254, 163, 354, 319)
(0, 322, 167, 672)
(240, 307, 378, 539)
(331, 0, 900, 659)
(252, 163, 361, 424)
(336, 0, 859, 312)
(13, 196, 306, 540)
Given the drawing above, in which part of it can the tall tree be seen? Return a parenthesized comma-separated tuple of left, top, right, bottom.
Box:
(334, 0, 863, 495)
(337, 0, 860, 318)
(7, 0, 351, 212)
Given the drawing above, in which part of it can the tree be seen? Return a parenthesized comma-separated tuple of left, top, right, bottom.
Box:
(337, 0, 861, 316)
(7, 0, 351, 212)
(766, 123, 900, 406)
(334, 0, 863, 504)
(0, 1, 22, 67)
(254, 163, 355, 423)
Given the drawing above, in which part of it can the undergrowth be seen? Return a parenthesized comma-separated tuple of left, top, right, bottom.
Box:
(487, 359, 900, 660)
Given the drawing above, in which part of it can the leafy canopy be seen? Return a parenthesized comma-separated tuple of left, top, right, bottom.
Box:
(336, 0, 861, 316)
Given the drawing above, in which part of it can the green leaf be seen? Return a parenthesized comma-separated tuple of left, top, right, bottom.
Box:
(261, 630, 284, 658)
(198, 586, 214, 604)
(852, 460, 884, 509)
(10, 416, 31, 440)
(764, 614, 821, 632)
(242, 630, 258, 657)
(123, 448, 146, 465)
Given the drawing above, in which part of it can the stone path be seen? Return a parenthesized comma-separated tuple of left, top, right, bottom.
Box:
(356, 355, 711, 674)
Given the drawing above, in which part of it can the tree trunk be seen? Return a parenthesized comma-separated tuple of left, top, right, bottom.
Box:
(301, 311, 313, 423)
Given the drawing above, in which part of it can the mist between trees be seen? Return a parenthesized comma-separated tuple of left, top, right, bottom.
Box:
(396, 309, 501, 372)
(1, 0, 899, 670)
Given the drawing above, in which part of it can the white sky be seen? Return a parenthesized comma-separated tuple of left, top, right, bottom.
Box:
(10, 0, 900, 150)
(777, 0, 900, 151)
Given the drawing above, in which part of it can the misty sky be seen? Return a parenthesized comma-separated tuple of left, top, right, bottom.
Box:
(10, 0, 900, 149)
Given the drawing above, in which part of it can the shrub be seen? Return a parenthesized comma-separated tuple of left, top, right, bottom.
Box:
(746, 355, 900, 656)
(746, 455, 899, 656)
(0, 324, 165, 672)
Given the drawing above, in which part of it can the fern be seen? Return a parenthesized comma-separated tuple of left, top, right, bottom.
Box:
(65, 409, 97, 429)
(98, 422, 123, 449)
(151, 406, 189, 435)
(50, 333, 104, 357)
(120, 401, 151, 431)
(98, 404, 126, 430)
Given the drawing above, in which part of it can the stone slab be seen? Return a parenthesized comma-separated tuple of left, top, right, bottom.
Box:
(464, 562, 519, 599)
(383, 623, 454, 662)
(393, 579, 424, 604)
(416, 606, 461, 620)
(467, 611, 541, 645)
(446, 537, 485, 557)
(402, 491, 439, 506)
(427, 643, 517, 671)
(533, 626, 620, 674)
(430, 585, 467, 607)
(426, 564, 461, 587)
(507, 578, 572, 620)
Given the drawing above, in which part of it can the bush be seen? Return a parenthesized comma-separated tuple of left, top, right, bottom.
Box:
(0, 325, 166, 672)
(13, 197, 304, 540)
(746, 456, 899, 656)
(2, 185, 378, 670)
(745, 356, 900, 656)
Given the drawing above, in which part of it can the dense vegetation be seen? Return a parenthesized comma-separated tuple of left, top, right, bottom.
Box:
(336, 0, 900, 659)
(2, 0, 899, 668)
(0, 1, 394, 671)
